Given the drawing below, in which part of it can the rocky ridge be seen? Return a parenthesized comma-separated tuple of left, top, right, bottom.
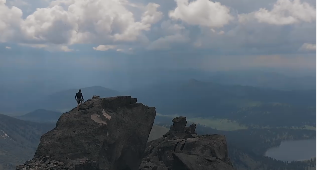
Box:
(16, 96, 235, 170)
(17, 96, 156, 170)
(139, 116, 235, 170)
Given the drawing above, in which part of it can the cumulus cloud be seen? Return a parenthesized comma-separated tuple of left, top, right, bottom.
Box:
(5, 46, 11, 49)
(19, 43, 74, 52)
(299, 43, 316, 51)
(0, 0, 23, 42)
(93, 45, 133, 53)
(2, 0, 163, 48)
(60, 45, 73, 52)
(0, 0, 315, 55)
(169, 0, 233, 28)
(21, 5, 73, 44)
(93, 45, 116, 51)
(116, 47, 134, 54)
(160, 20, 185, 33)
(141, 3, 163, 25)
(239, 0, 316, 25)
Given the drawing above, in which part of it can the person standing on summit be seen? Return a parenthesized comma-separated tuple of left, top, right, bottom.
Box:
(75, 89, 84, 111)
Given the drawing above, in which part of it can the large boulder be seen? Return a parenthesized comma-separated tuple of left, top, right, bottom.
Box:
(17, 96, 156, 170)
(139, 116, 235, 170)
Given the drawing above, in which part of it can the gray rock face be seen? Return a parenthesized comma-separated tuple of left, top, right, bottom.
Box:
(139, 116, 235, 170)
(17, 96, 156, 170)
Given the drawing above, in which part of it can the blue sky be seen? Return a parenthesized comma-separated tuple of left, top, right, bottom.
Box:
(0, 0, 316, 91)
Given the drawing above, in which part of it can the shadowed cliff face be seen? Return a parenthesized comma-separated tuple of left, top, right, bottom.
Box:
(17, 96, 156, 170)
(140, 116, 235, 170)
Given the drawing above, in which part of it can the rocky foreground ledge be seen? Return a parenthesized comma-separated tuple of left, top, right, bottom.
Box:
(17, 96, 156, 170)
(17, 96, 235, 170)
(139, 117, 235, 170)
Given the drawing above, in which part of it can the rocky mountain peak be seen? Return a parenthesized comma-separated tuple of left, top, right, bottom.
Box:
(16, 96, 235, 170)
(17, 96, 156, 170)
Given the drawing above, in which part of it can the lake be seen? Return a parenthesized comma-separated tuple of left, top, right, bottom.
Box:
(265, 139, 316, 162)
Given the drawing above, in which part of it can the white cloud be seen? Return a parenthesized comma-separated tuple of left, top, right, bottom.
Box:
(93, 45, 116, 51)
(19, 43, 47, 49)
(0, 0, 315, 56)
(161, 20, 185, 33)
(60, 45, 73, 52)
(147, 34, 190, 50)
(2, 0, 162, 48)
(116, 47, 135, 54)
(93, 46, 133, 54)
(239, 0, 316, 25)
(169, 0, 233, 28)
(106, 2, 163, 42)
(5, 46, 11, 49)
(19, 43, 73, 52)
(21, 5, 73, 44)
(299, 43, 316, 51)
(141, 3, 163, 25)
(0, 0, 23, 42)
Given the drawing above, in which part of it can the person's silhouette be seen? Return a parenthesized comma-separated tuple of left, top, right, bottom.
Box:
(75, 89, 84, 111)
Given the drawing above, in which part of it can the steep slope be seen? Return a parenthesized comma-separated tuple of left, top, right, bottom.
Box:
(15, 109, 62, 123)
(0, 114, 54, 169)
(140, 117, 235, 170)
(17, 96, 156, 170)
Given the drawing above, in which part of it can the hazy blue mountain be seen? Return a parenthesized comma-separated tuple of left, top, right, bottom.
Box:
(1, 68, 315, 115)
(209, 70, 315, 91)
(0, 68, 314, 115)
(124, 79, 315, 126)
(17, 86, 121, 113)
(15, 109, 62, 123)
(0, 114, 54, 169)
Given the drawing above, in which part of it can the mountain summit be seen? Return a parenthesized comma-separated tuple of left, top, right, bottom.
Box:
(16, 96, 235, 170)
(17, 96, 156, 170)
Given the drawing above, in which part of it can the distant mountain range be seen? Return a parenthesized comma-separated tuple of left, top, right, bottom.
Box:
(124, 79, 315, 114)
(15, 86, 121, 113)
(0, 85, 315, 170)
(15, 109, 62, 123)
(1, 69, 315, 114)
(209, 71, 315, 91)
(1, 78, 314, 128)
(0, 114, 55, 169)
(0, 68, 314, 170)
(124, 79, 315, 128)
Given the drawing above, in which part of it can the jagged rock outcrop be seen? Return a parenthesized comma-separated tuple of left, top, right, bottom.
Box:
(139, 116, 235, 170)
(17, 96, 156, 170)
